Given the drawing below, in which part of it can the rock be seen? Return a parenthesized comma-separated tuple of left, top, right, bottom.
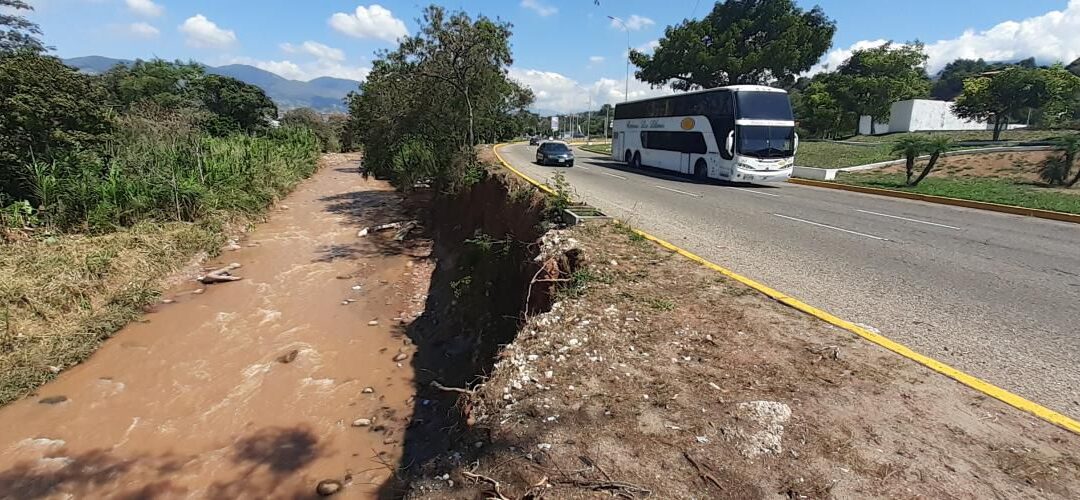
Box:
(393, 353, 408, 362)
(192, 289, 205, 295)
(38, 396, 68, 405)
(352, 418, 373, 427)
(161, 299, 175, 304)
(537, 443, 552, 451)
(316, 479, 342, 496)
(368, 320, 379, 326)
(277, 350, 299, 364)
(735, 400, 792, 458)
(352, 285, 362, 290)
(362, 387, 375, 394)
(47, 366, 62, 374)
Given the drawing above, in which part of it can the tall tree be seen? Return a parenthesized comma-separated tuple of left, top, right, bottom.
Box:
(0, 0, 46, 53)
(831, 43, 931, 134)
(792, 75, 848, 138)
(195, 74, 277, 135)
(952, 67, 1054, 141)
(629, 0, 836, 90)
(931, 58, 990, 100)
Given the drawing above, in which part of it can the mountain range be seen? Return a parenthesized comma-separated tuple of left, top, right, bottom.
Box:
(63, 56, 360, 112)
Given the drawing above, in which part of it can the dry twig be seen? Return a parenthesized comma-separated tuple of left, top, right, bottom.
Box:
(429, 380, 476, 396)
(461, 471, 510, 500)
(198, 263, 242, 284)
(683, 451, 724, 491)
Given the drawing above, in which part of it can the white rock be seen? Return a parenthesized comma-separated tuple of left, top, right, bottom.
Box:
(537, 443, 552, 451)
(352, 418, 372, 427)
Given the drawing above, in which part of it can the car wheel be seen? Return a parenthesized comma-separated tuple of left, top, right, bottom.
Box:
(568, 161, 574, 167)
(694, 159, 708, 181)
(631, 151, 642, 169)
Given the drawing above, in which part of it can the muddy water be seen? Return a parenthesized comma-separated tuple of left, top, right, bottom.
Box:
(0, 154, 430, 498)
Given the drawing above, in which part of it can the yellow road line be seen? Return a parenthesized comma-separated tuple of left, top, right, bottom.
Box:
(493, 142, 1080, 436)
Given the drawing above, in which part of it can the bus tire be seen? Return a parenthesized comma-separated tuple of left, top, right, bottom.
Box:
(694, 159, 708, 181)
(631, 151, 642, 169)
(624, 150, 632, 164)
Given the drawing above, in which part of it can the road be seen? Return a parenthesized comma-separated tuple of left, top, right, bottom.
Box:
(499, 143, 1080, 418)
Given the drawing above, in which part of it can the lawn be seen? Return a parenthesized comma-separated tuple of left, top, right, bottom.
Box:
(835, 172, 1080, 215)
(578, 143, 612, 155)
(796, 141, 895, 168)
(844, 129, 1080, 144)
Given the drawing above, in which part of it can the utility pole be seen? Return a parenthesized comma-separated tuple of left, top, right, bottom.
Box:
(607, 16, 631, 102)
(586, 92, 593, 144)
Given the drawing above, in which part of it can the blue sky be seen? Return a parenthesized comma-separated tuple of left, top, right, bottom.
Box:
(25, 0, 1080, 112)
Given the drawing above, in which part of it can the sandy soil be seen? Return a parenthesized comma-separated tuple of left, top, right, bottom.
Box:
(410, 222, 1080, 499)
(0, 154, 434, 498)
(878, 150, 1058, 183)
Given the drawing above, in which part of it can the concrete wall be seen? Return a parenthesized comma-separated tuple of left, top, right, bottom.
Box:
(858, 99, 1026, 135)
(858, 116, 890, 135)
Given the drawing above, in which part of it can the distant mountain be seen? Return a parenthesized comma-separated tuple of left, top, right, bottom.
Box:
(62, 56, 360, 113)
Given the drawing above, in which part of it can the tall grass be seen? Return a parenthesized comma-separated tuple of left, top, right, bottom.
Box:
(16, 124, 319, 232)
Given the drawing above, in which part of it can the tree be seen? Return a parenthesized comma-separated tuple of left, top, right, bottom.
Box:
(0, 52, 113, 203)
(629, 0, 835, 90)
(792, 76, 848, 138)
(832, 42, 931, 134)
(0, 0, 46, 54)
(931, 58, 989, 100)
(282, 108, 341, 152)
(1068, 57, 1080, 78)
(102, 60, 206, 112)
(195, 74, 277, 135)
(953, 67, 1053, 141)
(909, 136, 952, 186)
(1038, 136, 1080, 186)
(890, 135, 952, 186)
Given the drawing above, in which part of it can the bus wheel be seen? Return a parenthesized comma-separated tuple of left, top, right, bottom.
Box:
(624, 150, 632, 164)
(631, 151, 642, 169)
(694, 159, 708, 181)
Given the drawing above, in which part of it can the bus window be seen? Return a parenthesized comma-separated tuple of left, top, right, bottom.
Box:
(735, 92, 794, 121)
(641, 131, 707, 154)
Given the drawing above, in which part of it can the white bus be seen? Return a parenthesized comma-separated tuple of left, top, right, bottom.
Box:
(610, 85, 797, 183)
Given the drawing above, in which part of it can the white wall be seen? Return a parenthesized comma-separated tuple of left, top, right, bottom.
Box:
(859, 99, 1024, 135)
(858, 115, 890, 135)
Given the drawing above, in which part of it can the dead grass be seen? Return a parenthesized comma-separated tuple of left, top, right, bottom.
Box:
(0, 222, 225, 405)
(408, 222, 1080, 499)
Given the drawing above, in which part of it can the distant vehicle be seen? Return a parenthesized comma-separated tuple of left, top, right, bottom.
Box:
(611, 85, 797, 183)
(535, 141, 574, 167)
(529, 136, 541, 145)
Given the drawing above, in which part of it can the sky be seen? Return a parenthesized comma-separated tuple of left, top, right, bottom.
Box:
(22, 0, 1080, 113)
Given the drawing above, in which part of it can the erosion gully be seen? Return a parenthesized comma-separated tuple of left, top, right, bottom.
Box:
(0, 154, 433, 498)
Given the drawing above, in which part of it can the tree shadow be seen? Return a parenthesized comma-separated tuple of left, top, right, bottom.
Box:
(0, 426, 324, 499)
(312, 188, 429, 262)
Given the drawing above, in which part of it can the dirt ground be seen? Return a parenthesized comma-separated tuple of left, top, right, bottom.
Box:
(878, 150, 1058, 183)
(0, 154, 434, 498)
(408, 222, 1080, 499)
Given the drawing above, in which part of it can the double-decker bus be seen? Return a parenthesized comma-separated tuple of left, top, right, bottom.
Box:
(610, 85, 797, 183)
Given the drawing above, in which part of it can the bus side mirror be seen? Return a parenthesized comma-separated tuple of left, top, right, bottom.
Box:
(725, 131, 734, 157)
(794, 132, 799, 154)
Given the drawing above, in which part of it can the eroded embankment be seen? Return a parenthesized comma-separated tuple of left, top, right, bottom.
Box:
(399, 178, 1080, 498)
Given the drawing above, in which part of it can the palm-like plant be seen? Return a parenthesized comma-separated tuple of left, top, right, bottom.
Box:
(1038, 136, 1080, 186)
(1059, 136, 1080, 188)
(909, 136, 953, 186)
(891, 136, 928, 185)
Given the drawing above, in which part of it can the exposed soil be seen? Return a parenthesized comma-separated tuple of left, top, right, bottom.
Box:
(406, 222, 1080, 499)
(878, 150, 1059, 183)
(0, 154, 434, 498)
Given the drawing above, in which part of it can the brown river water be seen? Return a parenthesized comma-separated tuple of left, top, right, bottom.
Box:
(0, 154, 430, 498)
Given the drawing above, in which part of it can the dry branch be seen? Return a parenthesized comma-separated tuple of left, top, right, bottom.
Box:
(198, 263, 242, 284)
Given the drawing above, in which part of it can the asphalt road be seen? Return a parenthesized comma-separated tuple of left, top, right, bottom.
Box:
(500, 143, 1080, 418)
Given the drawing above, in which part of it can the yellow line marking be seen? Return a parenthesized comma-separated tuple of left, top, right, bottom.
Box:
(494, 142, 1080, 436)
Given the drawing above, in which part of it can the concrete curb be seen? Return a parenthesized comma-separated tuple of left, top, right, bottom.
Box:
(787, 178, 1080, 225)
(493, 143, 1080, 436)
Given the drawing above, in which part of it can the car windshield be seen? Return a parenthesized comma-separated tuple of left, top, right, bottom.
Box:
(545, 144, 571, 153)
(737, 126, 795, 158)
(735, 92, 794, 121)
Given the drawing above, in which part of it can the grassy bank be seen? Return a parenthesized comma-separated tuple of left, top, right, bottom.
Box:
(578, 143, 612, 156)
(836, 172, 1080, 214)
(0, 129, 321, 406)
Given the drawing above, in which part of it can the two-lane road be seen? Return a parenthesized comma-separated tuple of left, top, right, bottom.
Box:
(500, 143, 1080, 417)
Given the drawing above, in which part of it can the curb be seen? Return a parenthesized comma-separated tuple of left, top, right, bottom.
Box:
(788, 178, 1080, 225)
(493, 142, 1080, 436)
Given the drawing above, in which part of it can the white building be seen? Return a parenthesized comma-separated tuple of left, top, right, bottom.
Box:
(858, 99, 1026, 135)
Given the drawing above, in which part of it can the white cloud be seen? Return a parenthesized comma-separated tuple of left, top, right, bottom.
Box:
(636, 39, 660, 54)
(807, 39, 888, 75)
(281, 41, 345, 63)
(588, 55, 605, 67)
(126, 21, 159, 39)
(125, 0, 163, 18)
(812, 1, 1080, 76)
(612, 14, 655, 31)
(509, 67, 672, 113)
(179, 14, 237, 49)
(329, 4, 408, 43)
(521, 0, 557, 17)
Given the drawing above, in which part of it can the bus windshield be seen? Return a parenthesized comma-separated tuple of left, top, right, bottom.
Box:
(737, 126, 795, 159)
(735, 92, 794, 121)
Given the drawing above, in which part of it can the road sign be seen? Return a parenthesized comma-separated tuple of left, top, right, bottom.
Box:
(550, 116, 559, 131)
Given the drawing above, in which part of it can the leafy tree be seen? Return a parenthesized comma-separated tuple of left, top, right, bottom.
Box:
(832, 43, 931, 134)
(102, 60, 206, 112)
(195, 74, 277, 135)
(282, 108, 341, 152)
(0, 52, 113, 203)
(1040, 64, 1080, 129)
(629, 0, 836, 90)
(792, 76, 848, 138)
(1038, 135, 1080, 186)
(890, 135, 952, 186)
(952, 67, 1053, 141)
(931, 58, 989, 100)
(0, 0, 46, 54)
(909, 136, 952, 186)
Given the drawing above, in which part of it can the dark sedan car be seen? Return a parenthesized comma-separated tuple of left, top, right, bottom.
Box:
(535, 141, 574, 167)
(529, 136, 541, 145)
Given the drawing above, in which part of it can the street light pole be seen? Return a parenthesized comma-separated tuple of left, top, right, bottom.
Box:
(607, 16, 631, 102)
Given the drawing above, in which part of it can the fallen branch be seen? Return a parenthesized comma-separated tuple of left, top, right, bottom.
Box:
(461, 471, 510, 500)
(682, 452, 723, 491)
(198, 263, 242, 284)
(357, 220, 419, 239)
(429, 380, 476, 396)
(556, 479, 650, 498)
